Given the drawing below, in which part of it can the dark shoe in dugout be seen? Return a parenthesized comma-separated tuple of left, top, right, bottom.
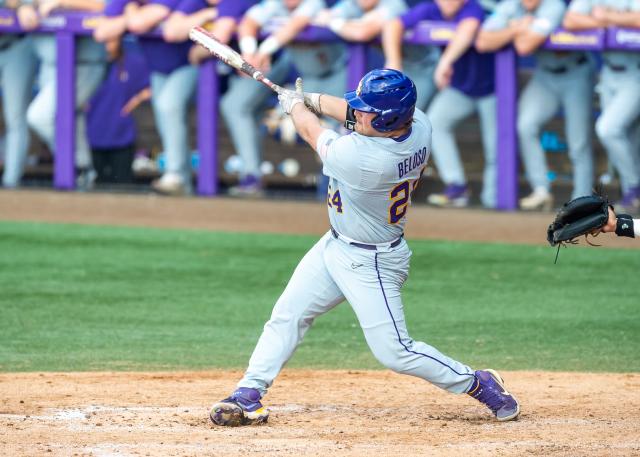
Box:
(210, 387, 269, 426)
(468, 369, 520, 421)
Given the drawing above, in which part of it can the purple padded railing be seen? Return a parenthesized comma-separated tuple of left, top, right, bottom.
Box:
(0, 10, 638, 205)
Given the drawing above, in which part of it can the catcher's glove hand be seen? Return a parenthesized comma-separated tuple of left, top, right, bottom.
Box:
(547, 194, 611, 262)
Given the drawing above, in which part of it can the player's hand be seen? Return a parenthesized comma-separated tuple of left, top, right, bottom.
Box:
(17, 4, 39, 30)
(434, 61, 453, 89)
(38, 0, 61, 18)
(278, 77, 305, 115)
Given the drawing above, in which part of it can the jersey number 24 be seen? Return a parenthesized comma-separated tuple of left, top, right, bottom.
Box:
(389, 169, 424, 224)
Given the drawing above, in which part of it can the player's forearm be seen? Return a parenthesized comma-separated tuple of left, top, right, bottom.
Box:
(606, 11, 640, 28)
(316, 94, 347, 123)
(163, 9, 217, 42)
(440, 18, 479, 67)
(333, 19, 381, 42)
(290, 103, 327, 151)
(260, 15, 311, 55)
(563, 12, 604, 30)
(93, 15, 126, 41)
(382, 18, 404, 69)
(513, 31, 547, 56)
(127, 4, 170, 34)
(61, 0, 103, 12)
(475, 28, 516, 53)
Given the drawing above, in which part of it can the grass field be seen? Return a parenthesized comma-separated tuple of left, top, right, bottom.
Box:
(1, 220, 638, 373)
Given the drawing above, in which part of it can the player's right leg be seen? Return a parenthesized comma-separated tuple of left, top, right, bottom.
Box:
(326, 239, 519, 421)
(426, 88, 475, 208)
(210, 232, 345, 426)
(516, 74, 558, 211)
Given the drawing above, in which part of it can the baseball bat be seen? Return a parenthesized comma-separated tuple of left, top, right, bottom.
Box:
(189, 26, 284, 94)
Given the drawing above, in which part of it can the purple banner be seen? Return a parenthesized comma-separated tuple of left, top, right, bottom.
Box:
(544, 28, 605, 51)
(403, 21, 456, 46)
(607, 27, 640, 50)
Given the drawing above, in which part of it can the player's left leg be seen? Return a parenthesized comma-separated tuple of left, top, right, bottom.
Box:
(476, 94, 498, 209)
(325, 238, 519, 421)
(559, 62, 595, 200)
(210, 232, 346, 426)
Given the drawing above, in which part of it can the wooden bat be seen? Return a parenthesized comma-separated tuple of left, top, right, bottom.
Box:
(189, 26, 284, 94)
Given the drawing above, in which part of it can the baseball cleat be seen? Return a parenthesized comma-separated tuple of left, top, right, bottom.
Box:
(210, 387, 269, 426)
(468, 369, 520, 421)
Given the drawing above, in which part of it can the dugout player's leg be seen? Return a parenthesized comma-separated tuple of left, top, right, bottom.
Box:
(325, 238, 475, 394)
(427, 88, 475, 203)
(150, 65, 198, 188)
(220, 52, 292, 183)
(560, 63, 595, 200)
(73, 61, 107, 172)
(1, 37, 37, 188)
(26, 61, 56, 154)
(595, 69, 640, 197)
(238, 232, 345, 395)
(402, 46, 439, 113)
(476, 94, 497, 208)
(516, 75, 558, 209)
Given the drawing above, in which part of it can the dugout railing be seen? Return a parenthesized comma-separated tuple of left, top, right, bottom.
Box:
(0, 10, 638, 209)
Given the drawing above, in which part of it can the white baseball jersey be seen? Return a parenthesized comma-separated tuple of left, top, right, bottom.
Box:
(316, 109, 431, 243)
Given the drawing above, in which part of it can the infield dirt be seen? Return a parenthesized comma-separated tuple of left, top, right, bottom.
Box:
(1, 190, 638, 456)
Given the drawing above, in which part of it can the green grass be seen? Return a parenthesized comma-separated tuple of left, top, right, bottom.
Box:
(0, 220, 638, 372)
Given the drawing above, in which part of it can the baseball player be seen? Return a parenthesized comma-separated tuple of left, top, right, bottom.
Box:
(317, 0, 440, 111)
(564, 0, 640, 213)
(383, 0, 497, 209)
(222, 0, 347, 196)
(476, 0, 595, 211)
(26, 0, 107, 191)
(209, 69, 520, 427)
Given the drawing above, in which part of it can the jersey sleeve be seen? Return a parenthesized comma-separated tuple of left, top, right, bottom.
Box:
(316, 130, 363, 186)
(481, 0, 515, 31)
(330, 0, 361, 19)
(632, 0, 640, 12)
(530, 0, 565, 36)
(246, 0, 281, 25)
(174, 0, 207, 15)
(567, 0, 593, 14)
(400, 3, 434, 29)
(457, 1, 485, 22)
(292, 0, 325, 18)
(375, 0, 407, 20)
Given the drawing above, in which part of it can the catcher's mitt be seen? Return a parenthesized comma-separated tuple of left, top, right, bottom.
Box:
(547, 194, 610, 262)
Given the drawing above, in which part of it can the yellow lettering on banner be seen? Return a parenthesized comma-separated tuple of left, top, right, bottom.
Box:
(430, 28, 455, 41)
(0, 16, 15, 26)
(549, 32, 598, 46)
(82, 16, 102, 29)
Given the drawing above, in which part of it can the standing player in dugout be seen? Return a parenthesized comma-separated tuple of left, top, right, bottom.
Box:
(209, 69, 521, 426)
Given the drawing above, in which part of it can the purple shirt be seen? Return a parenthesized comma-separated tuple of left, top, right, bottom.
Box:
(175, 0, 256, 17)
(87, 46, 151, 148)
(401, 0, 494, 97)
(106, 0, 191, 74)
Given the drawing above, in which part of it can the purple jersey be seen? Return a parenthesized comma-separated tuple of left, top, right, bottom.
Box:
(87, 46, 150, 148)
(106, 0, 191, 74)
(401, 0, 494, 97)
(175, 0, 256, 17)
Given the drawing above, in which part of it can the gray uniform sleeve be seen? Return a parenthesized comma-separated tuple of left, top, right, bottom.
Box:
(632, 0, 640, 12)
(376, 0, 408, 20)
(481, 0, 517, 31)
(246, 0, 282, 25)
(567, 0, 593, 14)
(292, 0, 325, 18)
(530, 0, 566, 37)
(330, 0, 362, 19)
(317, 130, 363, 186)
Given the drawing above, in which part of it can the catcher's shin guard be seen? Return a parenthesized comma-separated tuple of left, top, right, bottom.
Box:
(210, 387, 269, 426)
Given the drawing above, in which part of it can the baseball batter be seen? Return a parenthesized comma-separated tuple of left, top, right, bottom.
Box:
(210, 69, 520, 427)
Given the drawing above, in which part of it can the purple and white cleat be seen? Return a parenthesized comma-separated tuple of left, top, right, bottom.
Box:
(210, 387, 269, 426)
(468, 369, 520, 421)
